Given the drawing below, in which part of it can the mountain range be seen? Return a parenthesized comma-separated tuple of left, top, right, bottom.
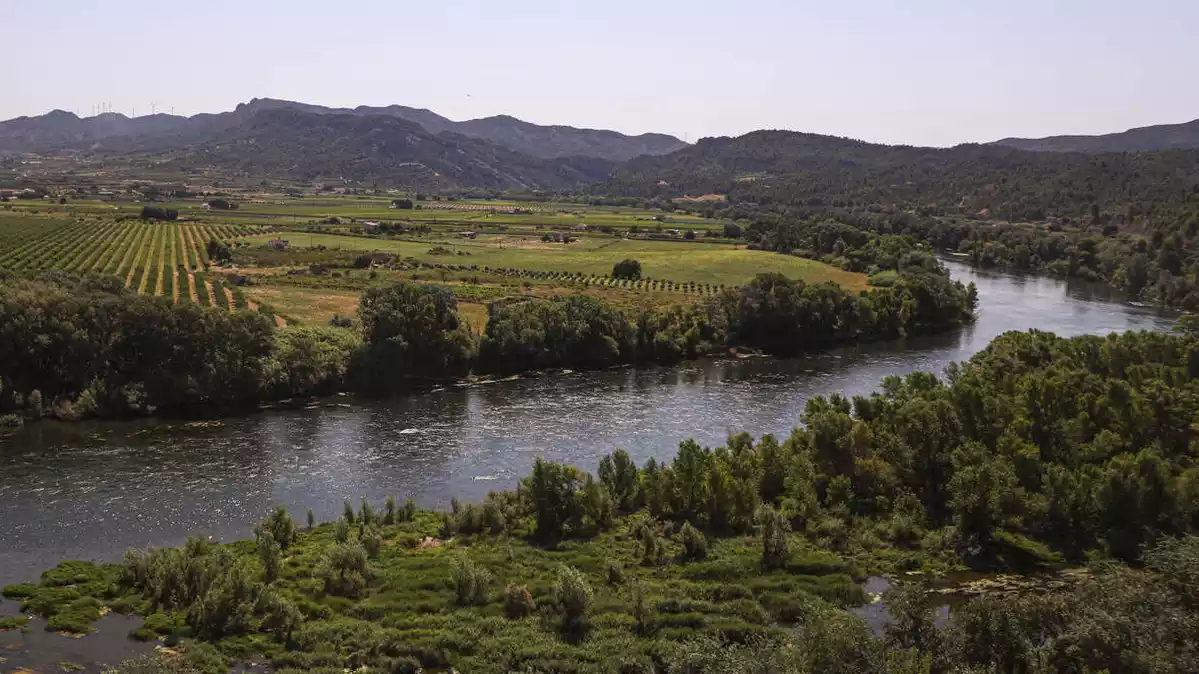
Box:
(993, 118, 1199, 153)
(0, 98, 686, 163)
(3, 101, 1198, 194)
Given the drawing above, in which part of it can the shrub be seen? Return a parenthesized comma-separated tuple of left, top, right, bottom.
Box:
(756, 505, 791, 570)
(361, 526, 383, 558)
(317, 544, 371, 598)
(382, 495, 397, 525)
(450, 555, 491, 606)
(334, 520, 350, 544)
(257, 531, 282, 584)
(503, 583, 536, 619)
(605, 561, 625, 586)
(359, 499, 376, 526)
(260, 506, 297, 550)
(343, 500, 356, 524)
(552, 566, 592, 625)
(680, 522, 709, 561)
(307, 509, 315, 529)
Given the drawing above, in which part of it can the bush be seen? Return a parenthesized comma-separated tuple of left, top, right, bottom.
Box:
(612, 258, 642, 280)
(361, 526, 383, 558)
(450, 555, 491, 606)
(605, 561, 625, 586)
(552, 566, 592, 625)
(334, 520, 350, 544)
(756, 505, 791, 570)
(680, 522, 709, 561)
(503, 583, 536, 619)
(317, 544, 371, 598)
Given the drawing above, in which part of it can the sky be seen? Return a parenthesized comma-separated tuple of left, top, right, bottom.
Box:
(6, 0, 1198, 147)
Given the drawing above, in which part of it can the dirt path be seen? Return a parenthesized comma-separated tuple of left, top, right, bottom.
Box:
(275, 315, 287, 329)
(172, 268, 180, 304)
(246, 300, 260, 312)
(223, 286, 237, 313)
(203, 280, 217, 307)
(186, 272, 199, 304)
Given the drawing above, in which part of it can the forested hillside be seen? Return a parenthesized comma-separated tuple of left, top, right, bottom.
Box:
(158, 109, 615, 191)
(0, 98, 687, 162)
(605, 130, 1199, 308)
(995, 118, 1199, 153)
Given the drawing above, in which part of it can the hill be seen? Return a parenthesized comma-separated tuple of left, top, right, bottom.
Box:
(605, 129, 1199, 218)
(155, 109, 615, 190)
(993, 118, 1199, 153)
(0, 98, 687, 162)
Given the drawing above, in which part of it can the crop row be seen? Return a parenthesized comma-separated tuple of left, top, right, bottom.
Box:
(401, 261, 732, 295)
(0, 221, 269, 314)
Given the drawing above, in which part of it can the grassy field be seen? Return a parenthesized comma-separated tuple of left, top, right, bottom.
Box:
(241, 232, 867, 289)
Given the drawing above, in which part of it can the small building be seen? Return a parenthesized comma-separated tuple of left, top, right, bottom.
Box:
(363, 220, 380, 233)
(267, 239, 290, 251)
(458, 231, 478, 239)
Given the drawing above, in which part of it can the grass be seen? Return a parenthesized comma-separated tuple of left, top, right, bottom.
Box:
(242, 232, 867, 288)
(13, 509, 865, 674)
(243, 285, 361, 326)
(0, 616, 29, 630)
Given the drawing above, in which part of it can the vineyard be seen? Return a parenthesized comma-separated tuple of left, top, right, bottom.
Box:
(0, 219, 264, 310)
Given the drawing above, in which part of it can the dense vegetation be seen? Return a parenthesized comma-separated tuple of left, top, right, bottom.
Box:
(5, 329, 1197, 673)
(0, 241, 973, 419)
(602, 129, 1199, 307)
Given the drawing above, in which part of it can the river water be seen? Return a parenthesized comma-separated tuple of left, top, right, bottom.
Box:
(0, 262, 1174, 586)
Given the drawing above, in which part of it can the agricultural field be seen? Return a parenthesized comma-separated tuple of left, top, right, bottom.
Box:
(238, 231, 866, 289)
(0, 195, 867, 330)
(0, 214, 265, 313)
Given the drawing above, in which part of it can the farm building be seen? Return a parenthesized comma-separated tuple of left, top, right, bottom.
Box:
(458, 231, 478, 239)
(363, 221, 381, 233)
(267, 239, 290, 251)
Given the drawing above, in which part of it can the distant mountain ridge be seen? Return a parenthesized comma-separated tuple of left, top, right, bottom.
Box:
(993, 118, 1199, 153)
(0, 98, 688, 162)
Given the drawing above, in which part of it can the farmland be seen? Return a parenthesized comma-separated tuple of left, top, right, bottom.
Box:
(0, 194, 868, 327)
(0, 215, 265, 312)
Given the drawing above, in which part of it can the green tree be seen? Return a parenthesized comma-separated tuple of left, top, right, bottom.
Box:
(612, 258, 642, 280)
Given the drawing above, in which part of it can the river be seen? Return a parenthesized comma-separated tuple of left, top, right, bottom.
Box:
(0, 261, 1174, 587)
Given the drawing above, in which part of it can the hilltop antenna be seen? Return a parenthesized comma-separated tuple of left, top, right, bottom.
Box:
(150, 102, 156, 115)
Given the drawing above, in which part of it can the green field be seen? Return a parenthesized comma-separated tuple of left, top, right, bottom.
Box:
(242, 232, 866, 288)
(0, 216, 264, 310)
(3, 197, 723, 231)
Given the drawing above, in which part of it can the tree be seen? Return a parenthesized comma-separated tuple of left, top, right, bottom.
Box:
(391, 198, 414, 209)
(612, 258, 642, 280)
(356, 282, 475, 391)
(523, 458, 584, 539)
(207, 198, 236, 210)
(140, 206, 178, 221)
(723, 223, 742, 239)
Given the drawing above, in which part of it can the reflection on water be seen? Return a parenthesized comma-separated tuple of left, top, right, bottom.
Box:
(0, 598, 151, 673)
(0, 262, 1175, 584)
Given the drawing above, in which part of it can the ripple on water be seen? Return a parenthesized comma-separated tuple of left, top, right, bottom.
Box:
(0, 262, 1176, 590)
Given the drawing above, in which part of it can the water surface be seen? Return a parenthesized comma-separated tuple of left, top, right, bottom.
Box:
(0, 262, 1173, 585)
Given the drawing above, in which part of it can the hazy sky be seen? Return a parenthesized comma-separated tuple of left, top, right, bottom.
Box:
(7, 0, 1197, 146)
